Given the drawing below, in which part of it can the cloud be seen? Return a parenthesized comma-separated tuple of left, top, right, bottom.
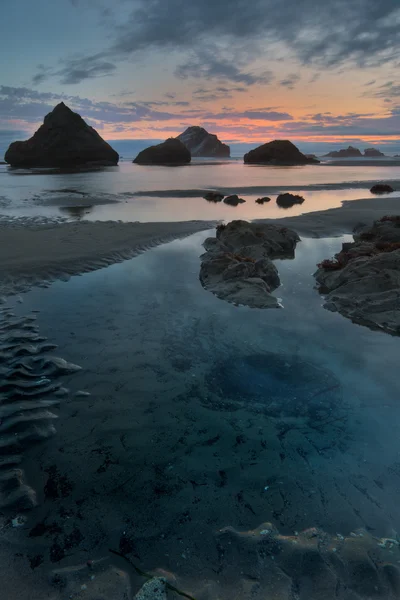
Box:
(0, 86, 196, 126)
(280, 74, 301, 89)
(39, 0, 400, 85)
(206, 110, 293, 121)
(175, 50, 273, 85)
(374, 81, 400, 98)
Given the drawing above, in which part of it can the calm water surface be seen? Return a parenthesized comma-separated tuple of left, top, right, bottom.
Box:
(1, 160, 400, 222)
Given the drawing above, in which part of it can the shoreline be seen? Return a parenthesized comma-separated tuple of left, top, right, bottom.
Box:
(257, 195, 400, 237)
(0, 219, 216, 297)
(0, 195, 399, 297)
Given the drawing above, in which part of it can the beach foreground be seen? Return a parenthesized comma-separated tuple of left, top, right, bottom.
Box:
(0, 219, 216, 296)
(1, 196, 399, 298)
(1, 196, 400, 600)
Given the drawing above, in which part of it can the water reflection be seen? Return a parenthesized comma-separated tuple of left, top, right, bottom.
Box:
(4, 231, 400, 596)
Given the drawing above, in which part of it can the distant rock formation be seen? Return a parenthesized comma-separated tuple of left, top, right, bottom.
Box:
(177, 126, 230, 157)
(244, 140, 319, 165)
(324, 146, 362, 158)
(133, 138, 191, 165)
(199, 220, 300, 308)
(315, 216, 400, 334)
(223, 194, 246, 206)
(364, 147, 385, 157)
(204, 191, 224, 202)
(370, 183, 394, 194)
(5, 102, 119, 167)
(276, 193, 305, 208)
(256, 197, 271, 204)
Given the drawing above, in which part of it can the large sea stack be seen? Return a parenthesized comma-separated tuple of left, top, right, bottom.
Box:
(177, 126, 230, 157)
(244, 140, 319, 165)
(5, 102, 119, 167)
(133, 138, 191, 165)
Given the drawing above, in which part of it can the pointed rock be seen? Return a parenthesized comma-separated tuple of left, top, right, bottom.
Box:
(5, 103, 119, 167)
(177, 126, 230, 157)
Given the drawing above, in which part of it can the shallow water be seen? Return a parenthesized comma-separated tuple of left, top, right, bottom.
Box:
(1, 160, 400, 223)
(3, 231, 400, 596)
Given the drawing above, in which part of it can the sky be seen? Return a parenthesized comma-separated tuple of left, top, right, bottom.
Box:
(1, 0, 400, 154)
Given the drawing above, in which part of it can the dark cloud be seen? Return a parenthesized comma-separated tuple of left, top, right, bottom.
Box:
(192, 85, 248, 102)
(42, 0, 400, 85)
(0, 86, 195, 125)
(280, 74, 301, 89)
(374, 81, 400, 98)
(281, 108, 400, 137)
(175, 51, 273, 85)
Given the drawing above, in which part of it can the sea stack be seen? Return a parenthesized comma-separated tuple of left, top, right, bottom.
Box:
(324, 146, 362, 158)
(244, 140, 319, 165)
(5, 102, 119, 167)
(133, 138, 191, 165)
(177, 126, 230, 158)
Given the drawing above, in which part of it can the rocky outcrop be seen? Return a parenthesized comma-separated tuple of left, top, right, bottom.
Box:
(256, 197, 271, 204)
(244, 140, 319, 165)
(133, 138, 191, 165)
(200, 220, 300, 308)
(276, 193, 305, 208)
(370, 184, 394, 194)
(364, 147, 385, 157)
(177, 126, 230, 157)
(223, 194, 246, 206)
(5, 103, 119, 167)
(324, 146, 362, 158)
(315, 216, 400, 334)
(204, 191, 224, 202)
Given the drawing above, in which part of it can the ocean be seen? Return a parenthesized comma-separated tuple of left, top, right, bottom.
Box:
(1, 158, 400, 223)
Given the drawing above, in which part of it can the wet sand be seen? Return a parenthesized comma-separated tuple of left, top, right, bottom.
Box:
(0, 218, 215, 296)
(258, 195, 400, 237)
(1, 195, 399, 298)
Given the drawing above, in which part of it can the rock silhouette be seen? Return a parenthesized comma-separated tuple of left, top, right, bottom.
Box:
(133, 138, 191, 165)
(244, 140, 319, 165)
(177, 126, 230, 157)
(5, 103, 119, 167)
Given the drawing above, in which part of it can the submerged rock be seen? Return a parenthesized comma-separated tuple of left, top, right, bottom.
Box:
(256, 197, 271, 204)
(370, 183, 394, 194)
(315, 216, 400, 334)
(133, 138, 191, 165)
(5, 103, 119, 167)
(276, 193, 305, 208)
(324, 146, 362, 158)
(134, 577, 167, 600)
(200, 220, 300, 308)
(244, 140, 319, 165)
(177, 126, 230, 157)
(204, 191, 224, 202)
(223, 194, 246, 206)
(215, 523, 400, 600)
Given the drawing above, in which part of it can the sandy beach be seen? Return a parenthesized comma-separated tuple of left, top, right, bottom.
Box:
(0, 218, 216, 296)
(0, 196, 399, 299)
(258, 194, 400, 236)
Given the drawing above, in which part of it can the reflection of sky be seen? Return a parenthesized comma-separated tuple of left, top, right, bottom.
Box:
(8, 231, 400, 538)
(2, 162, 400, 222)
